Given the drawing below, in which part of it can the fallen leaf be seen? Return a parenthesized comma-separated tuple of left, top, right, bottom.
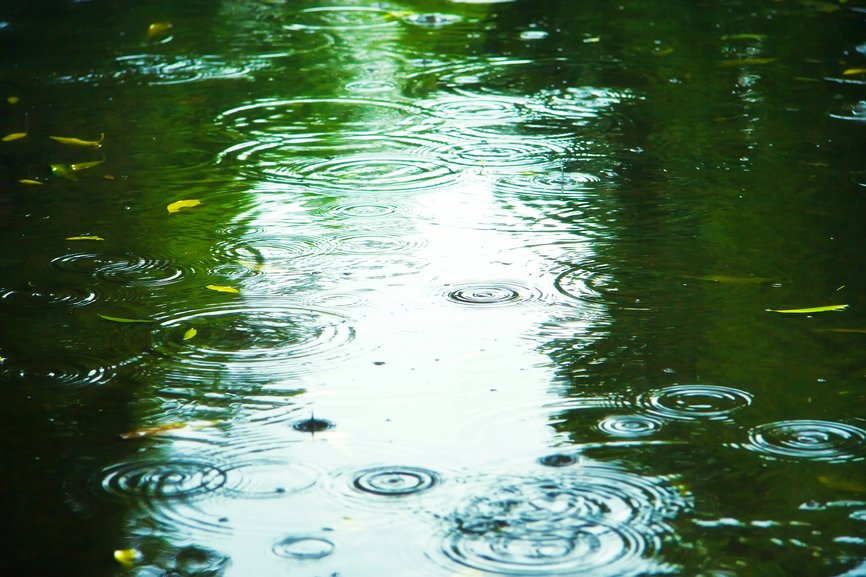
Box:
(843, 68, 866, 76)
(113, 548, 140, 567)
(206, 285, 240, 294)
(97, 313, 152, 323)
(2, 132, 27, 142)
(183, 327, 197, 340)
(7, 96, 20, 104)
(71, 159, 104, 172)
(18, 179, 43, 185)
(768, 304, 848, 314)
(66, 235, 104, 241)
(147, 22, 173, 38)
(722, 34, 767, 41)
(167, 199, 201, 214)
(719, 57, 775, 67)
(49, 133, 104, 147)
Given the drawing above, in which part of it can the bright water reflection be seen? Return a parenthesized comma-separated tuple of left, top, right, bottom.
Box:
(1, 0, 866, 576)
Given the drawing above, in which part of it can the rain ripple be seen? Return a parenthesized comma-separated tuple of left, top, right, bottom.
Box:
(150, 304, 357, 382)
(273, 536, 335, 560)
(0, 352, 114, 389)
(285, 6, 401, 31)
(0, 285, 97, 309)
(353, 466, 440, 496)
(598, 414, 665, 438)
(51, 251, 189, 288)
(741, 420, 866, 463)
(637, 384, 753, 422)
(437, 467, 689, 576)
(443, 281, 543, 307)
(223, 459, 319, 498)
(97, 459, 227, 499)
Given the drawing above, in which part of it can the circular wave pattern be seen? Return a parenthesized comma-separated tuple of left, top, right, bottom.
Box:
(113, 53, 262, 85)
(554, 261, 655, 310)
(538, 454, 579, 468)
(495, 170, 603, 198)
(352, 466, 440, 496)
(324, 201, 400, 219)
(0, 353, 113, 388)
(224, 460, 319, 498)
(151, 304, 356, 380)
(444, 281, 542, 307)
(403, 12, 462, 27)
(638, 385, 753, 422)
(431, 139, 568, 170)
(286, 6, 401, 30)
(273, 536, 335, 560)
(439, 468, 688, 576)
(598, 415, 665, 438)
(334, 233, 424, 255)
(260, 153, 464, 193)
(743, 420, 866, 463)
(443, 520, 658, 576)
(0, 285, 97, 308)
(98, 459, 227, 499)
(51, 252, 187, 287)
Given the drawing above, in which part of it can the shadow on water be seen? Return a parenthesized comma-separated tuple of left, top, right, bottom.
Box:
(1, 0, 866, 576)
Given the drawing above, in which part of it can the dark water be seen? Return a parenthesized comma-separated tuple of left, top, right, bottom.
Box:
(1, 0, 865, 575)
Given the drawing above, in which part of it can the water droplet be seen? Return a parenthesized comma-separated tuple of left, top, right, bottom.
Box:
(273, 536, 335, 560)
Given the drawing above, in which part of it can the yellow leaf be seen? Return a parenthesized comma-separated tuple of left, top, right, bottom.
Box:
(49, 133, 104, 147)
(7, 96, 20, 104)
(843, 68, 866, 76)
(147, 22, 173, 38)
(119, 422, 187, 440)
(167, 199, 201, 214)
(768, 304, 848, 314)
(113, 548, 140, 567)
(71, 159, 104, 172)
(18, 179, 43, 185)
(2, 132, 27, 142)
(206, 285, 240, 294)
(653, 48, 674, 56)
(66, 235, 105, 241)
(97, 313, 152, 323)
(720, 57, 775, 67)
(183, 327, 197, 340)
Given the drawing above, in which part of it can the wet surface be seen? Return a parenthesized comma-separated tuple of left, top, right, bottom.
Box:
(1, 0, 865, 576)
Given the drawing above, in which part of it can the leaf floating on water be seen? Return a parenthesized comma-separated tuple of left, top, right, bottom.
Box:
(722, 33, 767, 41)
(767, 304, 848, 314)
(167, 199, 200, 214)
(206, 284, 240, 294)
(71, 159, 104, 172)
(2, 132, 27, 142)
(66, 235, 104, 241)
(653, 47, 674, 56)
(147, 22, 173, 38)
(18, 179, 43, 185)
(818, 474, 866, 493)
(113, 548, 140, 567)
(183, 327, 197, 340)
(843, 68, 866, 76)
(97, 313, 152, 323)
(7, 96, 20, 104)
(49, 133, 104, 147)
(720, 57, 776, 67)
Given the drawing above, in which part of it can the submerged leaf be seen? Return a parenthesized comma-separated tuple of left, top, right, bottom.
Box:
(97, 313, 152, 323)
(722, 33, 767, 41)
(147, 22, 173, 38)
(814, 327, 866, 334)
(7, 96, 20, 104)
(18, 179, 43, 185)
(183, 327, 197, 340)
(167, 199, 200, 214)
(768, 304, 848, 314)
(818, 475, 866, 493)
(720, 57, 775, 67)
(49, 133, 104, 147)
(113, 548, 140, 567)
(66, 235, 104, 241)
(2, 132, 27, 142)
(71, 159, 104, 172)
(206, 284, 240, 294)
